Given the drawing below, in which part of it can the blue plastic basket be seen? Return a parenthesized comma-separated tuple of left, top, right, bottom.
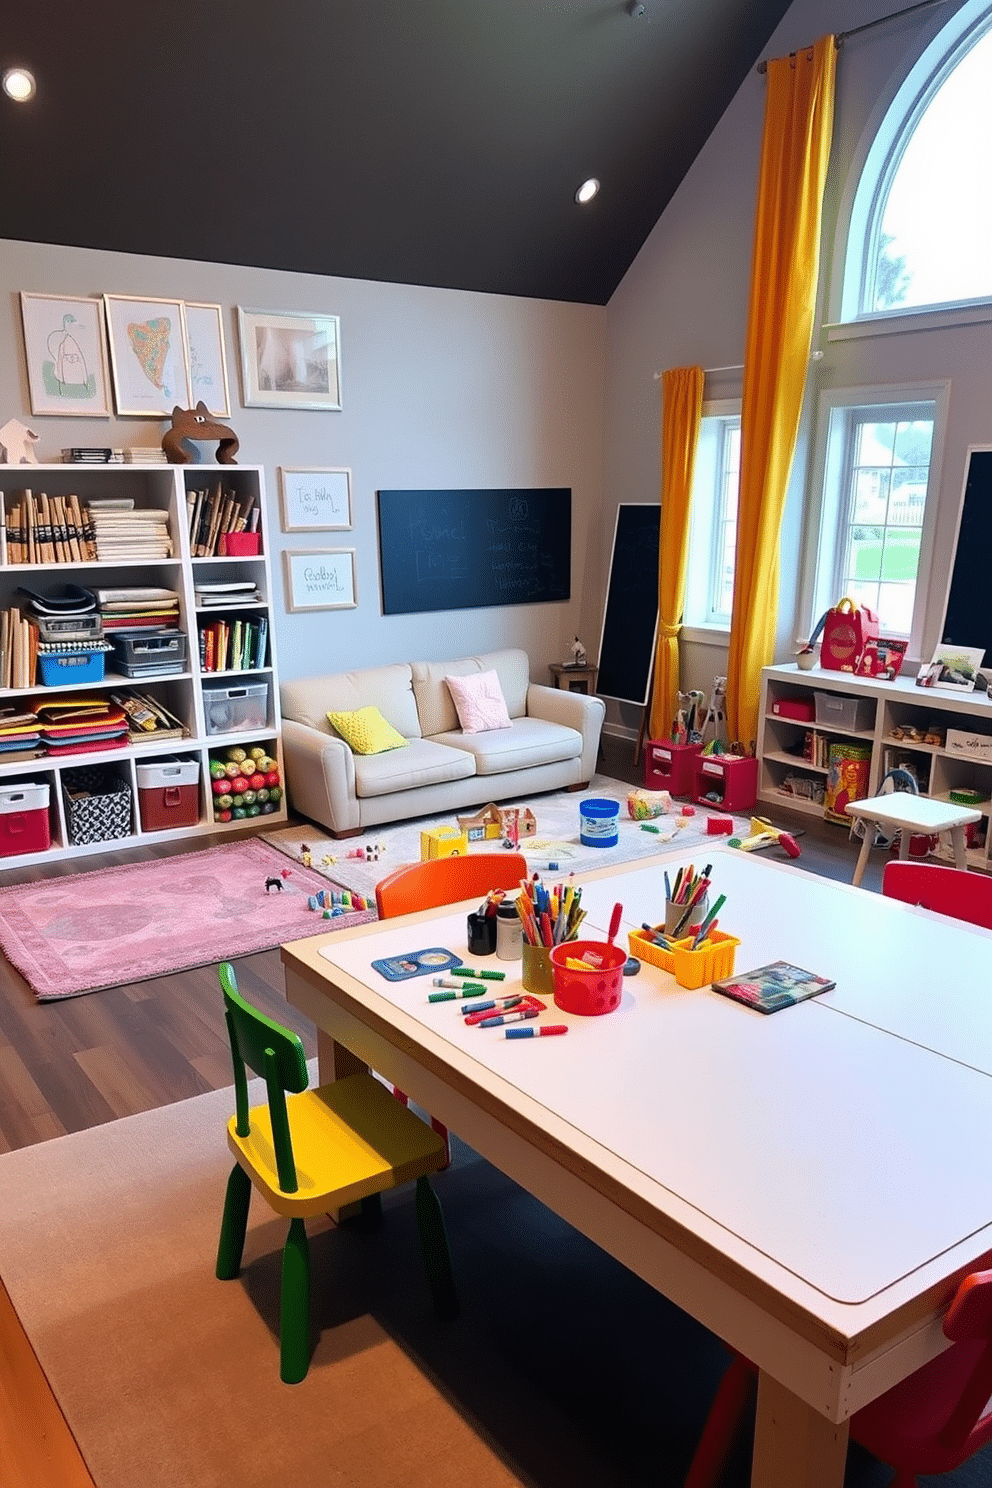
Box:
(38, 649, 106, 686)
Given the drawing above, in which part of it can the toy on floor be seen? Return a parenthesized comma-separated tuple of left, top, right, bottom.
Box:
(728, 816, 802, 858)
(265, 876, 284, 893)
(421, 824, 468, 860)
(305, 887, 372, 916)
(706, 815, 735, 835)
(627, 788, 673, 819)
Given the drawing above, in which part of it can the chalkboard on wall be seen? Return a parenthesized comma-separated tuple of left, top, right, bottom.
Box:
(596, 504, 661, 706)
(376, 488, 571, 615)
(942, 446, 992, 663)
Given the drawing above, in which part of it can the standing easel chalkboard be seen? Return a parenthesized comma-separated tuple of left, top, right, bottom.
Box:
(596, 505, 661, 725)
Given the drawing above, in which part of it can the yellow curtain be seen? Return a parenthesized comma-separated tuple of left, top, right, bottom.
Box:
(648, 366, 705, 740)
(725, 35, 837, 749)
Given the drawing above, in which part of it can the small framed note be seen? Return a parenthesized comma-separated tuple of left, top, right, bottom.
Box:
(283, 549, 357, 611)
(278, 467, 352, 531)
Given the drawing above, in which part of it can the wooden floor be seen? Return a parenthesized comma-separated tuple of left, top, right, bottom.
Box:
(0, 735, 877, 1488)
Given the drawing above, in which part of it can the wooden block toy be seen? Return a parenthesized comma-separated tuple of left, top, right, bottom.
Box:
(420, 824, 468, 860)
(457, 802, 504, 841)
(706, 815, 735, 834)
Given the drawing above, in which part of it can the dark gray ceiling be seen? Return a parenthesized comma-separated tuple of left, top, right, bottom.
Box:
(1, 0, 793, 305)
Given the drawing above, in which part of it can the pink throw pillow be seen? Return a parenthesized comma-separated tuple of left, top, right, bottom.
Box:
(445, 670, 512, 732)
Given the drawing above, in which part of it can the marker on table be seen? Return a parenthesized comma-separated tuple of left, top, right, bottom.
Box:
(478, 1007, 540, 1028)
(428, 984, 487, 1002)
(505, 1024, 568, 1039)
(432, 975, 486, 990)
(460, 995, 524, 1016)
(452, 967, 506, 981)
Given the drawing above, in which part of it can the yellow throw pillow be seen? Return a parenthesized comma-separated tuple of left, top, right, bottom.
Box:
(327, 705, 407, 755)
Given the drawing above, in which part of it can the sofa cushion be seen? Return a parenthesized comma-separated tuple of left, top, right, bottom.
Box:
(427, 717, 582, 776)
(412, 649, 530, 736)
(327, 705, 408, 755)
(281, 663, 422, 739)
(353, 738, 475, 798)
(444, 670, 512, 732)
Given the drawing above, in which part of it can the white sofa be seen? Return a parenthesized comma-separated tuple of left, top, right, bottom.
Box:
(280, 647, 605, 838)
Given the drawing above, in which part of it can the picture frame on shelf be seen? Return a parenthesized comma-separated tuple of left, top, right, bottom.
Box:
(182, 301, 231, 418)
(103, 294, 191, 416)
(917, 643, 986, 691)
(283, 548, 356, 611)
(279, 467, 352, 531)
(237, 308, 341, 410)
(19, 292, 112, 417)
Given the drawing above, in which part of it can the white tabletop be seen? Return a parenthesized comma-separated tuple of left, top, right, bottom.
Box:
(844, 793, 982, 831)
(316, 850, 992, 1306)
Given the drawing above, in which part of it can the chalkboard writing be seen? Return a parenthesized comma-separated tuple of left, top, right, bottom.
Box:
(596, 504, 661, 706)
(376, 488, 571, 615)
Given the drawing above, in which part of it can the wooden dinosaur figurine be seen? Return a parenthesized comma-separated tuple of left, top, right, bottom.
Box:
(162, 402, 239, 464)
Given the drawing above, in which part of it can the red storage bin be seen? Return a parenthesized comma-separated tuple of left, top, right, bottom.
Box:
(136, 759, 201, 832)
(692, 753, 759, 813)
(0, 782, 52, 857)
(644, 739, 702, 796)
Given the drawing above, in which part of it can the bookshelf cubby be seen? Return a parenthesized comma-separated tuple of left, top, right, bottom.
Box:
(0, 463, 285, 867)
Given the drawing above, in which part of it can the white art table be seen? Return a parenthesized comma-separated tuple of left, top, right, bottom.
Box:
(281, 846, 992, 1488)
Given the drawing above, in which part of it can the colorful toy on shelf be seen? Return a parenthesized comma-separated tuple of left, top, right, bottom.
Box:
(728, 816, 802, 858)
(420, 823, 468, 860)
(208, 743, 281, 822)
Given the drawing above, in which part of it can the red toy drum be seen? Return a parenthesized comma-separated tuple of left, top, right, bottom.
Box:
(550, 938, 626, 1016)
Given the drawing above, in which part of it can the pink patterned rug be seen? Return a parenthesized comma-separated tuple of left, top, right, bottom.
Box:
(0, 838, 376, 1001)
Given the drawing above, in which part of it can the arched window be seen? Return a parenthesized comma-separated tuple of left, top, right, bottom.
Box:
(849, 3, 992, 318)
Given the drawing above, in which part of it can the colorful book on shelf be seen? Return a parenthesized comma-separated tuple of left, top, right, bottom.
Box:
(711, 961, 836, 1015)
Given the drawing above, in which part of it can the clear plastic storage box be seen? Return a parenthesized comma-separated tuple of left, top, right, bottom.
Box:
(202, 682, 269, 735)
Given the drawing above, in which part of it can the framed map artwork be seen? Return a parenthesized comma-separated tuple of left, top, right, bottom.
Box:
(104, 294, 191, 416)
(19, 292, 112, 417)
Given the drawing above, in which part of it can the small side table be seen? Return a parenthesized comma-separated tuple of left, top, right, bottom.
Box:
(549, 663, 598, 696)
(845, 793, 982, 888)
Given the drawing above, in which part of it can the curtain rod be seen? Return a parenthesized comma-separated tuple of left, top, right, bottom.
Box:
(755, 0, 949, 73)
(652, 352, 824, 380)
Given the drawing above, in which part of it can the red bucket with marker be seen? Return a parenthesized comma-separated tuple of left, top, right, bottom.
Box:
(550, 937, 625, 1016)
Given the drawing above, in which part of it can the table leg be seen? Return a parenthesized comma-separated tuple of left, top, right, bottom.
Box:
(851, 822, 874, 887)
(751, 1372, 848, 1488)
(316, 1030, 369, 1223)
(951, 825, 968, 871)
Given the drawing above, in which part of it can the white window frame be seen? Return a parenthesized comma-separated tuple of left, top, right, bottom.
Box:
(682, 399, 740, 645)
(796, 381, 949, 661)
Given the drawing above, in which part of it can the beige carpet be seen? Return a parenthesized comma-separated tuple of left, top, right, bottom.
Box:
(0, 1085, 733, 1488)
(264, 773, 751, 899)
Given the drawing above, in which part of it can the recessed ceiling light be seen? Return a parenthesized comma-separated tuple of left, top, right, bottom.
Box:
(575, 178, 600, 205)
(3, 68, 36, 102)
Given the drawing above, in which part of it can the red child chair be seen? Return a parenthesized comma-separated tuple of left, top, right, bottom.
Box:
(882, 859, 992, 930)
(684, 1268, 992, 1488)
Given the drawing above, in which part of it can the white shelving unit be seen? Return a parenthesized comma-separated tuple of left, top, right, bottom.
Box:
(758, 664, 992, 870)
(0, 462, 286, 868)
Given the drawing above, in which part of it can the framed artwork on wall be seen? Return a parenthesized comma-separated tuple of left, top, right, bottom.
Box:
(103, 294, 191, 416)
(279, 467, 352, 531)
(237, 308, 341, 410)
(19, 292, 112, 417)
(283, 549, 357, 611)
(183, 301, 231, 418)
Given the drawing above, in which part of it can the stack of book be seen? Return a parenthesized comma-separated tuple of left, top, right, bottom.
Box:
(35, 698, 130, 755)
(0, 707, 43, 760)
(194, 580, 260, 608)
(85, 499, 173, 561)
(186, 482, 260, 557)
(199, 615, 268, 672)
(1, 490, 95, 563)
(123, 448, 167, 464)
(95, 587, 181, 634)
(0, 606, 40, 688)
(62, 449, 126, 464)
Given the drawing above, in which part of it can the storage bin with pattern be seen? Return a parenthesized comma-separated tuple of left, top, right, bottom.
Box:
(61, 765, 133, 846)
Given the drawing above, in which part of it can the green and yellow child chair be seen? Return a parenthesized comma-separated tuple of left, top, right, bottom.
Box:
(215, 962, 458, 1383)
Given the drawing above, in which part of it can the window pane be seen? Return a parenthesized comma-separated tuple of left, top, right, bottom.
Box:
(868, 26, 992, 311)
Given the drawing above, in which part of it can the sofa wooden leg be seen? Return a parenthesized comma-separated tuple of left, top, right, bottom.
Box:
(566, 782, 590, 792)
(328, 826, 363, 839)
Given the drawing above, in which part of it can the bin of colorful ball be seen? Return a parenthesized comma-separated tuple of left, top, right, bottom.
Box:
(209, 745, 282, 822)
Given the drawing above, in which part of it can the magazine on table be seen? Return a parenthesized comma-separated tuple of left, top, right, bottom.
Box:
(711, 960, 835, 1014)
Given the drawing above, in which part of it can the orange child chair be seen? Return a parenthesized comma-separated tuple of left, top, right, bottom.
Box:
(375, 852, 528, 1164)
(215, 962, 457, 1384)
(882, 859, 992, 930)
(684, 1269, 992, 1488)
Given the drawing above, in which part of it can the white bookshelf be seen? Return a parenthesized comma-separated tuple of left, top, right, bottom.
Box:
(758, 664, 992, 871)
(0, 463, 286, 867)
